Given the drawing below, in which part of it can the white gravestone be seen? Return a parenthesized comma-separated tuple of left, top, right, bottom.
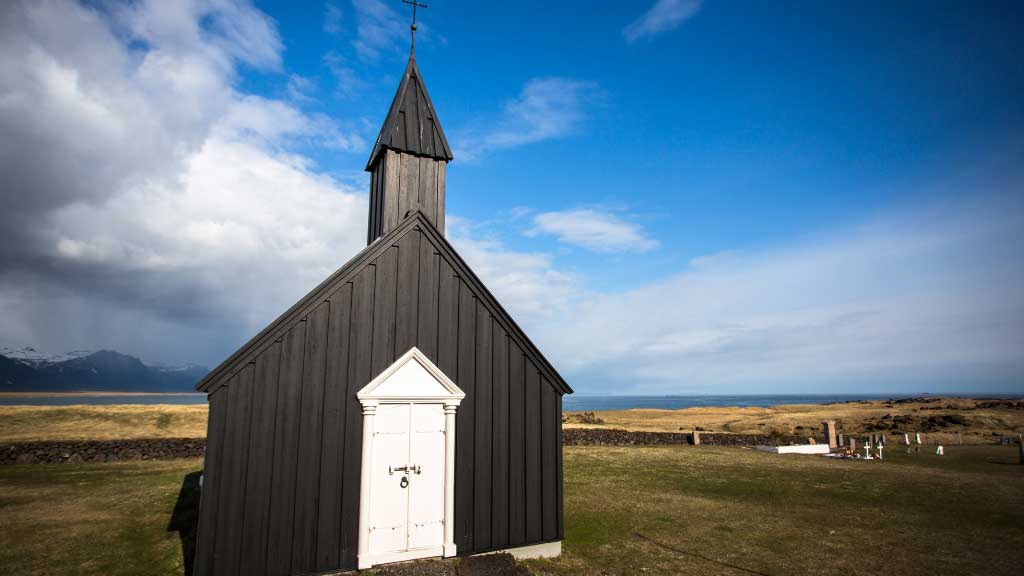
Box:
(936, 445, 944, 456)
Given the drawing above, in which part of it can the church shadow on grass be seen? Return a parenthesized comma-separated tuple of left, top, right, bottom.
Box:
(167, 470, 203, 576)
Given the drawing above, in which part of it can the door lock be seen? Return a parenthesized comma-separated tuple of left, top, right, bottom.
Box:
(400, 476, 409, 488)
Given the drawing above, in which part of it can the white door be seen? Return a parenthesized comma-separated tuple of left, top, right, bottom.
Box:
(368, 403, 446, 562)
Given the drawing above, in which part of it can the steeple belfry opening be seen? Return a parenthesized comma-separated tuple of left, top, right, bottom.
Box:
(366, 56, 453, 244)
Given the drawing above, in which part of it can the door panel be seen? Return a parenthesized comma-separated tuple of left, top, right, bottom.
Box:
(369, 404, 410, 555)
(408, 404, 446, 550)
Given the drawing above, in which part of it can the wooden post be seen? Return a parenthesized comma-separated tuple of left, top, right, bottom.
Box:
(357, 402, 377, 570)
(443, 403, 458, 557)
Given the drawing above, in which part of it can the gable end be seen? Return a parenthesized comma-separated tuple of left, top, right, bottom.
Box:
(197, 212, 571, 395)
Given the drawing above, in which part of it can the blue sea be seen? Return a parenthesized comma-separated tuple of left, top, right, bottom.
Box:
(1, 392, 1018, 408)
(563, 394, 935, 411)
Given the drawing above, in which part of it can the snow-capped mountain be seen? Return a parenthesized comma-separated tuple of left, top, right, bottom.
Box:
(0, 346, 96, 367)
(0, 347, 209, 392)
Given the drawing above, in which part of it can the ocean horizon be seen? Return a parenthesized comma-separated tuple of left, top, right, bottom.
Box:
(1, 392, 1019, 409)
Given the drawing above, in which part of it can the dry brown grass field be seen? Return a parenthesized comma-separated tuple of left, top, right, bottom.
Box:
(0, 405, 208, 442)
(564, 397, 1024, 444)
(2, 397, 1022, 444)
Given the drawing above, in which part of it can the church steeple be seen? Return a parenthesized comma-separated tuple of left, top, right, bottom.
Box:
(365, 56, 453, 244)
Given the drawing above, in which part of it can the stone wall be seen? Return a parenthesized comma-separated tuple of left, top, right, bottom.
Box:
(563, 428, 824, 447)
(0, 438, 205, 465)
(2, 430, 832, 464)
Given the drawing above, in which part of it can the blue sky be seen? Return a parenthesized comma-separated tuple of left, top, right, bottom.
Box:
(0, 0, 1021, 394)
(250, 0, 1024, 292)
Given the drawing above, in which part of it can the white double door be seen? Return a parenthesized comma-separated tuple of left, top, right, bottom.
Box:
(368, 402, 446, 562)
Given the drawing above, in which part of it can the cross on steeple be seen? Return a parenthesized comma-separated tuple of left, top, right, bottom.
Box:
(402, 0, 428, 56)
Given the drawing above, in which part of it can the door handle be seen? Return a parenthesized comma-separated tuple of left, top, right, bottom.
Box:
(389, 464, 421, 475)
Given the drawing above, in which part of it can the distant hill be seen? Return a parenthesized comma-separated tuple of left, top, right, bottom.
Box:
(0, 347, 208, 393)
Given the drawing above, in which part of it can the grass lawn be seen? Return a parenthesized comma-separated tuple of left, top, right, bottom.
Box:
(530, 445, 1024, 576)
(1, 446, 1021, 576)
(0, 459, 201, 576)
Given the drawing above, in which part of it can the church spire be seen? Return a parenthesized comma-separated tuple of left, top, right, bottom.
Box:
(364, 56, 453, 171)
(365, 53, 452, 245)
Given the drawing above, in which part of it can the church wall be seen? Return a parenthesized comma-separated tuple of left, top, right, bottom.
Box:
(194, 225, 564, 576)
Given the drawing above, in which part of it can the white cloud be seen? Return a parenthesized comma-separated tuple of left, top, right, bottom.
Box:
(351, 0, 404, 61)
(323, 50, 367, 99)
(0, 0, 368, 365)
(286, 74, 317, 102)
(324, 2, 344, 35)
(528, 209, 658, 253)
(447, 217, 580, 325)
(440, 193, 1022, 394)
(624, 0, 702, 43)
(526, 194, 1024, 394)
(455, 77, 600, 161)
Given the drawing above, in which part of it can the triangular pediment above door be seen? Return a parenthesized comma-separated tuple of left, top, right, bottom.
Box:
(357, 347, 465, 403)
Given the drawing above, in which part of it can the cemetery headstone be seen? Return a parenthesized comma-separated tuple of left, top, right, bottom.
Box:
(823, 420, 838, 449)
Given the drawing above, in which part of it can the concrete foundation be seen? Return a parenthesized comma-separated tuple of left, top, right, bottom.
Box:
(755, 445, 831, 455)
(475, 541, 562, 560)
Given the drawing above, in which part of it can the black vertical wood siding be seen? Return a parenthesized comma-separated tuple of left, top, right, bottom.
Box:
(196, 221, 566, 575)
(368, 150, 447, 242)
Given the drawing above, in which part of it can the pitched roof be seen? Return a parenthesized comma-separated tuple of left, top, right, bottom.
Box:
(196, 211, 571, 395)
(365, 57, 453, 170)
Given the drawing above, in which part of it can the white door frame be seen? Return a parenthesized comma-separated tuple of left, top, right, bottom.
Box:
(356, 347, 465, 570)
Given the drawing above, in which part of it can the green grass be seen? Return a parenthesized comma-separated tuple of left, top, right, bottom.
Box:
(0, 459, 201, 576)
(1, 446, 1021, 576)
(528, 445, 1024, 576)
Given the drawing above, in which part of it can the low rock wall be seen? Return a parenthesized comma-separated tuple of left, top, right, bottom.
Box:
(0, 438, 205, 465)
(563, 428, 824, 447)
(2, 431, 831, 464)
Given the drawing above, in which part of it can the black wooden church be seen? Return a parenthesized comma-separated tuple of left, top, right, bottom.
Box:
(193, 52, 571, 575)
